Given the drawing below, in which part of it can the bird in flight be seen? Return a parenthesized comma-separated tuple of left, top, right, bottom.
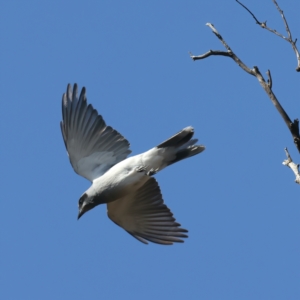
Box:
(60, 84, 205, 245)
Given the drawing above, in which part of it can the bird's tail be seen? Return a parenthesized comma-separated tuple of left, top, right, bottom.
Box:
(157, 126, 205, 166)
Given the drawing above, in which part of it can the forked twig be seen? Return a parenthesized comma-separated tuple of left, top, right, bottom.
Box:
(189, 22, 300, 180)
(190, 23, 300, 152)
(236, 0, 300, 72)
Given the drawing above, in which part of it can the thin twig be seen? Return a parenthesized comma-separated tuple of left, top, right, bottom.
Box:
(273, 0, 292, 40)
(189, 50, 231, 60)
(282, 148, 300, 184)
(236, 0, 300, 72)
(189, 23, 300, 153)
(236, 0, 262, 25)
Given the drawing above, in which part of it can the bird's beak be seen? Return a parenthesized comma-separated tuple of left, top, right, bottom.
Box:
(77, 209, 84, 220)
(77, 200, 93, 220)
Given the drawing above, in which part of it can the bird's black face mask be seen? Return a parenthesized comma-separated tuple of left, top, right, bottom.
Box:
(77, 193, 95, 219)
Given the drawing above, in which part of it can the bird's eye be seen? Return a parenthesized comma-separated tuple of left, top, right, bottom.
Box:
(78, 193, 88, 207)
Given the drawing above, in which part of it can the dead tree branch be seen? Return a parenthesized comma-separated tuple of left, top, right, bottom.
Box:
(190, 23, 300, 153)
(282, 148, 300, 184)
(236, 0, 300, 72)
(189, 23, 300, 182)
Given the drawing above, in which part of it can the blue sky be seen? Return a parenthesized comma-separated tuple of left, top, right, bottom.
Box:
(1, 1, 300, 299)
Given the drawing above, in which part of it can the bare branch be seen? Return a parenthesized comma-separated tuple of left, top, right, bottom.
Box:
(205, 23, 232, 52)
(190, 23, 255, 76)
(190, 23, 300, 152)
(282, 148, 300, 184)
(236, 0, 262, 25)
(189, 50, 231, 60)
(236, 0, 300, 72)
(273, 0, 292, 39)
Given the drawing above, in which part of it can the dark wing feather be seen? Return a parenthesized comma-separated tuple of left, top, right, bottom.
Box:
(60, 84, 131, 181)
(107, 177, 188, 245)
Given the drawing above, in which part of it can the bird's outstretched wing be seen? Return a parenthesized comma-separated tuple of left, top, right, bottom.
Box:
(107, 177, 188, 245)
(60, 84, 132, 182)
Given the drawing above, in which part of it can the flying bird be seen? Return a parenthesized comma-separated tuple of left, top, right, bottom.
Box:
(60, 84, 205, 245)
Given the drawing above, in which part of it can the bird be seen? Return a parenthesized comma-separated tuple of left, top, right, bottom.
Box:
(60, 83, 205, 245)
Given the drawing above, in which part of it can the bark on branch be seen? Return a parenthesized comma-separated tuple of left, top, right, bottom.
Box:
(236, 0, 300, 72)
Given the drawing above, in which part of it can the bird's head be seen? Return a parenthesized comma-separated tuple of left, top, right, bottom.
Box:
(77, 193, 96, 219)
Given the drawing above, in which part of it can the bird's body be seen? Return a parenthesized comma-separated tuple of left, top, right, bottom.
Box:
(61, 84, 205, 245)
(88, 145, 193, 203)
(85, 155, 149, 204)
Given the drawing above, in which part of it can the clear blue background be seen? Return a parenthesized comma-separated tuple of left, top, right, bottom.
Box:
(1, 1, 299, 299)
